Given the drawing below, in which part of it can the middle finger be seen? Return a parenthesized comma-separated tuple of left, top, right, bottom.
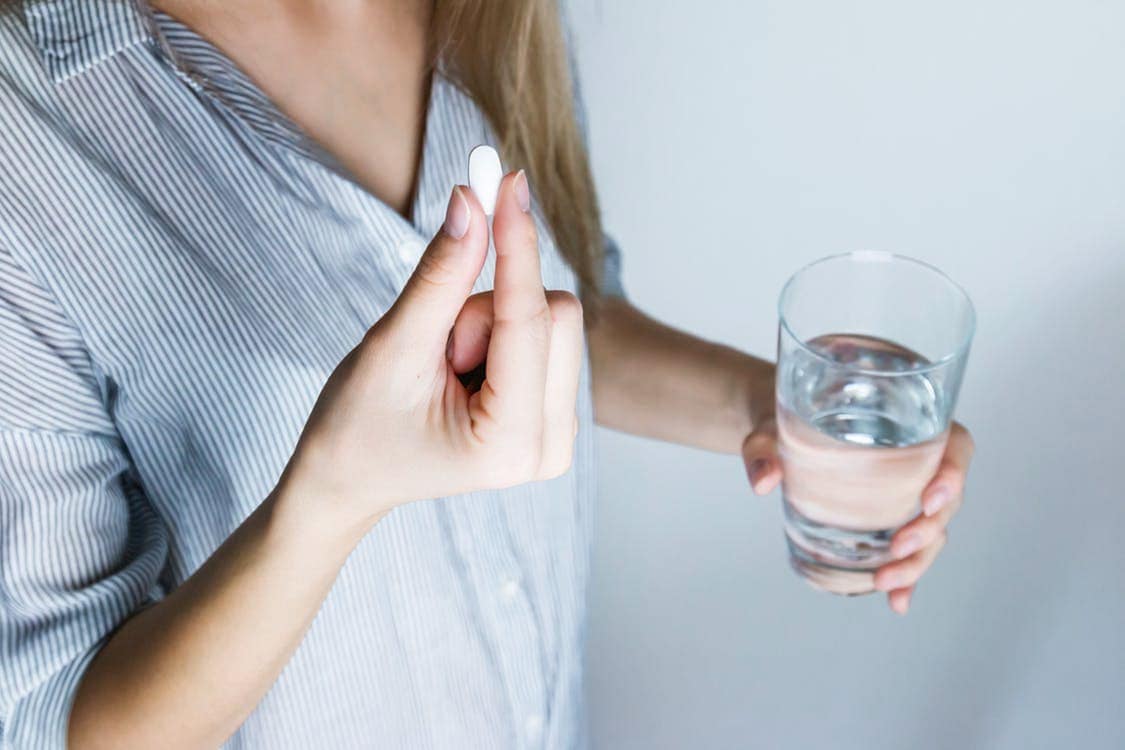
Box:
(481, 171, 551, 429)
(538, 291, 584, 479)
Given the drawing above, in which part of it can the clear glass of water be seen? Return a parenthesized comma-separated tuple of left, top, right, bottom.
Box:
(776, 251, 975, 595)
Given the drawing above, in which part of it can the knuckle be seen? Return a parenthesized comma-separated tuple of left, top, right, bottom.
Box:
(742, 429, 776, 456)
(904, 554, 926, 575)
(478, 445, 540, 488)
(515, 220, 539, 249)
(539, 446, 575, 481)
(463, 290, 494, 313)
(912, 518, 938, 544)
(501, 303, 552, 332)
(882, 564, 913, 589)
(518, 447, 544, 481)
(531, 303, 554, 330)
(413, 249, 458, 288)
(514, 307, 552, 346)
(546, 291, 584, 326)
(542, 460, 573, 480)
(498, 221, 539, 254)
(937, 464, 965, 491)
(503, 430, 544, 479)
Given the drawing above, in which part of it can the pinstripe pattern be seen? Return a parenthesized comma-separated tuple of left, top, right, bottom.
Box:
(0, 2, 619, 747)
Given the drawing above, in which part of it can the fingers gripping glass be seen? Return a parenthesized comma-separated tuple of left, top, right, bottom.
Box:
(775, 252, 975, 595)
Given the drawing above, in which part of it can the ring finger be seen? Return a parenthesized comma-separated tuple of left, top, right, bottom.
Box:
(538, 291, 584, 479)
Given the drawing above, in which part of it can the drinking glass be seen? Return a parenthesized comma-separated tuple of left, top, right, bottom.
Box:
(776, 251, 975, 595)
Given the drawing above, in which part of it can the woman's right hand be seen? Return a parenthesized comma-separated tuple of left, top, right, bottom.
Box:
(67, 174, 581, 747)
(283, 171, 584, 533)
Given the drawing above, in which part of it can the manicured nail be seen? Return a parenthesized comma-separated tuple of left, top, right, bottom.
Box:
(891, 594, 910, 616)
(893, 533, 922, 559)
(514, 170, 531, 213)
(443, 186, 470, 239)
(923, 486, 951, 516)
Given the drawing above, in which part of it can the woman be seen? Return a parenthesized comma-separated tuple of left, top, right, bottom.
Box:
(0, 1, 974, 748)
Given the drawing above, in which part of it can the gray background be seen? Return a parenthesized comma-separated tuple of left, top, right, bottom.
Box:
(568, 2, 1125, 748)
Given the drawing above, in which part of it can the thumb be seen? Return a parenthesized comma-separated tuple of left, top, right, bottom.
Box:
(385, 186, 489, 344)
(742, 417, 782, 495)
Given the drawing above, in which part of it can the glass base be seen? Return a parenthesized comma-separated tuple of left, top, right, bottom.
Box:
(783, 500, 899, 596)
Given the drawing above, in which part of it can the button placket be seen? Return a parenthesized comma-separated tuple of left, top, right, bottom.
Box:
(448, 500, 548, 749)
(524, 713, 545, 746)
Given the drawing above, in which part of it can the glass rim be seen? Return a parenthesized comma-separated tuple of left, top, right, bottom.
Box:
(777, 250, 977, 377)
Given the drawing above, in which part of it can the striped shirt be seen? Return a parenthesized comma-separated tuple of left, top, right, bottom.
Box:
(0, 2, 623, 748)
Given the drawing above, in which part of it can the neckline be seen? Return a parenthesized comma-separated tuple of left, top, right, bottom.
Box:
(147, 7, 439, 237)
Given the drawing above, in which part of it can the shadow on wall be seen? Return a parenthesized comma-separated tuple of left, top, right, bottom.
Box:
(908, 254, 1125, 749)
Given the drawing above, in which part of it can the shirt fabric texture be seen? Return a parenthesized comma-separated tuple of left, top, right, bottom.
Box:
(0, 1, 624, 747)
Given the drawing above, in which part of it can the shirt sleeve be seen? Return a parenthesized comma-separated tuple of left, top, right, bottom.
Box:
(0, 249, 168, 749)
(599, 234, 626, 298)
(563, 12, 627, 299)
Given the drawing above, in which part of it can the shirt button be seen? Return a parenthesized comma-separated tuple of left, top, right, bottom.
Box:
(524, 714, 544, 743)
(397, 237, 425, 265)
(499, 577, 520, 601)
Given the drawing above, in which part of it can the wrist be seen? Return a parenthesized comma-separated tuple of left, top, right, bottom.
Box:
(729, 354, 776, 447)
(270, 460, 388, 554)
(746, 357, 777, 428)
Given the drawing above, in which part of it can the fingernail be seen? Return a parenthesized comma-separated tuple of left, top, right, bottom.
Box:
(893, 533, 922, 559)
(892, 595, 910, 616)
(746, 459, 769, 490)
(445, 331, 454, 361)
(514, 170, 531, 213)
(923, 486, 951, 516)
(443, 186, 470, 239)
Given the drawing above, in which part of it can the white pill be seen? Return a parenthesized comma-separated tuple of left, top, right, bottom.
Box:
(468, 144, 503, 215)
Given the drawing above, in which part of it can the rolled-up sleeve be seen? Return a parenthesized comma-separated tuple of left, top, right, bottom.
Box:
(0, 250, 167, 749)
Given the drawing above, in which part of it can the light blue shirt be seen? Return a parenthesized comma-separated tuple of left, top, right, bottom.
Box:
(0, 2, 623, 747)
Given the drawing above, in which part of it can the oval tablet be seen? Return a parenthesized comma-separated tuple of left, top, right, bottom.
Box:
(468, 144, 503, 215)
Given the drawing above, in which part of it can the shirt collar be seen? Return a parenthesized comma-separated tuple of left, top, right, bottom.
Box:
(23, 0, 155, 83)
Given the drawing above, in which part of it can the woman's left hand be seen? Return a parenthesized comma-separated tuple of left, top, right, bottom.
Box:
(742, 420, 975, 615)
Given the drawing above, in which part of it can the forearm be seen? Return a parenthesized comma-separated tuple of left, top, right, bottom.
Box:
(69, 476, 376, 750)
(588, 297, 774, 454)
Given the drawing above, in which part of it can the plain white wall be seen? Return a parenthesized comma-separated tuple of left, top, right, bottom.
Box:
(567, 2, 1125, 748)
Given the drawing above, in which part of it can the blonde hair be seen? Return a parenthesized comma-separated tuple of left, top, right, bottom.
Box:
(432, 0, 605, 302)
(0, 1, 606, 295)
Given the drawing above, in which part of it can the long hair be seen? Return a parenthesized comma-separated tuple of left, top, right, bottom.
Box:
(0, 0, 607, 299)
(432, 1, 605, 302)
